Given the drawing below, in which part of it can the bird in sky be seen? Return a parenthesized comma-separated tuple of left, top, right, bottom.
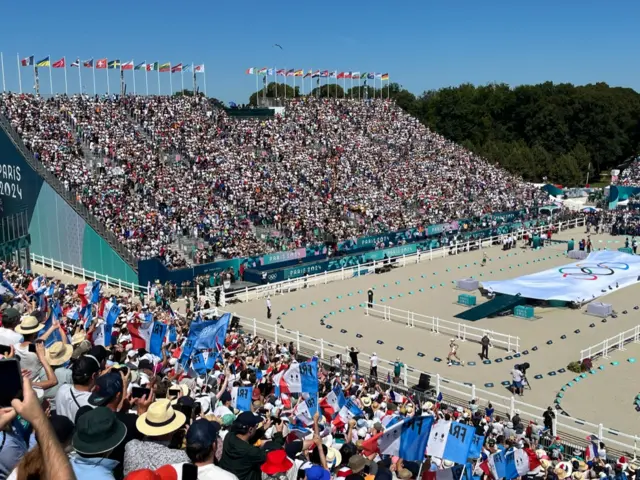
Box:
(273, 44, 283, 49)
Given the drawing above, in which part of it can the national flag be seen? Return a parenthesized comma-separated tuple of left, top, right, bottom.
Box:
(96, 58, 107, 69)
(194, 64, 205, 73)
(303, 70, 312, 78)
(585, 437, 599, 460)
(375, 73, 382, 79)
(336, 398, 363, 424)
(128, 317, 153, 350)
(44, 283, 55, 297)
(426, 420, 476, 464)
(191, 352, 207, 375)
(480, 451, 506, 480)
(320, 70, 329, 77)
(134, 61, 146, 70)
(513, 448, 541, 476)
(320, 384, 346, 416)
(381, 73, 389, 81)
(245, 67, 255, 74)
(171, 63, 183, 73)
(38, 309, 63, 348)
(267, 68, 274, 75)
(70, 58, 80, 68)
(36, 56, 50, 67)
(273, 360, 317, 395)
(337, 72, 345, 79)
(0, 279, 17, 297)
(388, 390, 405, 404)
(344, 72, 352, 79)
(193, 313, 231, 351)
(425, 465, 466, 480)
(286, 69, 295, 77)
(231, 386, 253, 412)
(378, 416, 434, 462)
(294, 69, 304, 76)
(360, 72, 368, 79)
(66, 307, 79, 321)
(469, 434, 484, 459)
(367, 72, 375, 79)
(329, 71, 337, 78)
(146, 62, 158, 71)
(352, 71, 360, 78)
(83, 59, 94, 68)
(77, 282, 92, 306)
(276, 69, 285, 76)
(159, 63, 171, 72)
(103, 300, 121, 325)
(90, 280, 101, 304)
(121, 60, 134, 70)
(28, 276, 46, 294)
(258, 67, 268, 75)
(20, 56, 34, 67)
(52, 58, 65, 68)
(311, 70, 320, 78)
(183, 64, 191, 72)
(293, 397, 314, 426)
(108, 59, 121, 69)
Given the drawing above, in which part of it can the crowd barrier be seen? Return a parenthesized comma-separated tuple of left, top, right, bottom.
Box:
(231, 218, 584, 303)
(223, 310, 639, 458)
(365, 303, 520, 352)
(580, 325, 640, 361)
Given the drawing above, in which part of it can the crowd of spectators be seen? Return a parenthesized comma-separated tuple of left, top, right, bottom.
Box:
(0, 260, 637, 480)
(615, 158, 640, 186)
(1, 93, 550, 267)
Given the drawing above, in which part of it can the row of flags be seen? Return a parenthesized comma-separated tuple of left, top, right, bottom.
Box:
(19, 56, 205, 73)
(246, 67, 389, 81)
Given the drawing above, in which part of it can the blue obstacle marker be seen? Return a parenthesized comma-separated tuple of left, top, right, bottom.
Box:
(330, 311, 335, 315)
(311, 301, 317, 306)
(611, 361, 620, 366)
(348, 293, 353, 297)
(501, 381, 511, 386)
(532, 346, 539, 351)
(324, 298, 330, 302)
(446, 269, 450, 272)
(629, 358, 637, 363)
(421, 274, 426, 278)
(323, 314, 328, 319)
(337, 295, 342, 299)
(580, 373, 587, 378)
(523, 350, 529, 355)
(514, 353, 521, 358)
(590, 369, 597, 374)
(431, 285, 436, 289)
(566, 381, 573, 387)
(554, 398, 561, 404)
(359, 303, 365, 307)
(548, 371, 557, 376)
(349, 306, 355, 310)
(574, 377, 581, 382)
(635, 306, 639, 310)
(419, 288, 424, 292)
(623, 310, 628, 314)
(356, 333, 363, 338)
(500, 269, 503, 272)
(433, 272, 437, 275)
(441, 283, 445, 286)
(598, 365, 605, 370)
(389, 296, 395, 300)
(398, 294, 404, 298)
(485, 383, 494, 388)
(417, 352, 425, 357)
(561, 386, 566, 391)
(505, 356, 513, 360)
(326, 325, 333, 329)
(282, 312, 287, 316)
(452, 361, 461, 366)
(574, 329, 580, 334)
(483, 360, 492, 364)
(301, 304, 307, 308)
(602, 319, 608, 323)
(558, 368, 566, 373)
(434, 357, 442, 362)
(474, 262, 477, 265)
(358, 290, 363, 294)
(495, 358, 503, 363)
(467, 361, 476, 366)
(380, 298, 385, 302)
(480, 274, 483, 277)
(451, 281, 455, 284)
(395, 281, 400, 285)
(383, 284, 388, 287)
(396, 346, 404, 351)
(290, 307, 296, 311)
(561, 335, 566, 339)
(463, 382, 472, 387)
(590, 323, 595, 327)
(557, 393, 564, 398)
(409, 278, 414, 281)
(547, 340, 553, 345)
(377, 340, 384, 344)
(535, 374, 544, 380)
(340, 329, 347, 333)
(409, 291, 414, 295)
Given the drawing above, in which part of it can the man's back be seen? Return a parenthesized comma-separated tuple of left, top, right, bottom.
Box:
(123, 439, 189, 476)
(219, 433, 266, 480)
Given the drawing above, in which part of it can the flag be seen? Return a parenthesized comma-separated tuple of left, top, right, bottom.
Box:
(168, 325, 177, 343)
(149, 321, 167, 357)
(108, 59, 121, 69)
(320, 70, 329, 77)
(293, 397, 314, 426)
(294, 69, 304, 76)
(20, 56, 34, 67)
(381, 73, 389, 81)
(375, 73, 382, 79)
(159, 63, 170, 72)
(426, 465, 466, 480)
(469, 435, 484, 459)
(146, 62, 158, 71)
(52, 58, 65, 68)
(394, 416, 434, 461)
(286, 69, 295, 77)
(258, 67, 268, 75)
(320, 384, 346, 416)
(38, 311, 62, 348)
(103, 300, 121, 325)
(232, 386, 252, 411)
(337, 72, 345, 79)
(77, 282, 99, 307)
(311, 70, 320, 77)
(194, 64, 205, 73)
(303, 70, 311, 78)
(44, 283, 55, 297)
(70, 58, 80, 68)
(134, 62, 146, 70)
(83, 59, 94, 68)
(367, 72, 375, 79)
(267, 68, 274, 75)
(426, 420, 475, 464)
(336, 398, 363, 424)
(191, 352, 207, 375)
(121, 60, 134, 70)
(36, 56, 50, 67)
(0, 279, 17, 297)
(183, 64, 191, 72)
(245, 67, 255, 74)
(128, 318, 153, 350)
(171, 63, 183, 73)
(514, 448, 541, 476)
(193, 313, 230, 351)
(276, 69, 285, 76)
(28, 276, 46, 294)
(345, 72, 353, 79)
(96, 58, 107, 69)
(480, 451, 506, 480)
(585, 438, 599, 460)
(352, 71, 360, 78)
(360, 72, 368, 79)
(91, 280, 101, 304)
(329, 71, 337, 78)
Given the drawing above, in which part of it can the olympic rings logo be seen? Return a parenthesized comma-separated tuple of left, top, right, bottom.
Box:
(558, 262, 629, 281)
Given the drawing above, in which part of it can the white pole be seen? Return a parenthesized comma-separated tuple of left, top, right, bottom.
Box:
(192, 62, 195, 93)
(132, 60, 136, 95)
(63, 57, 68, 95)
(157, 68, 160, 94)
(203, 64, 207, 96)
(48, 54, 53, 94)
(92, 63, 96, 95)
(78, 60, 83, 94)
(145, 64, 149, 95)
(169, 63, 173, 94)
(180, 68, 184, 92)
(16, 53, 22, 94)
(106, 61, 110, 95)
(0, 52, 5, 92)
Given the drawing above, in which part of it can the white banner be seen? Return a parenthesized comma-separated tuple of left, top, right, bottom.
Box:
(481, 250, 640, 302)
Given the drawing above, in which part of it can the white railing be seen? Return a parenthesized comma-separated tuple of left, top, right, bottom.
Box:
(231, 218, 583, 303)
(29, 253, 148, 295)
(580, 325, 640, 361)
(365, 303, 520, 352)
(224, 309, 638, 456)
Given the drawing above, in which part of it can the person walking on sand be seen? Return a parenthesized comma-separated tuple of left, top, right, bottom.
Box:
(447, 338, 464, 366)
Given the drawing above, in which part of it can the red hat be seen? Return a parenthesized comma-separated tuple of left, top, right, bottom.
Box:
(125, 465, 178, 480)
(261, 449, 294, 475)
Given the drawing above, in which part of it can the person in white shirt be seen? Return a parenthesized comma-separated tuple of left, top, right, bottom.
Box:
(54, 354, 101, 422)
(0, 308, 23, 346)
(213, 390, 233, 418)
(510, 366, 524, 396)
(266, 296, 272, 319)
(370, 352, 378, 379)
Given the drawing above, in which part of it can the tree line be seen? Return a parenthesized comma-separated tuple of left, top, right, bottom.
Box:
(248, 81, 640, 186)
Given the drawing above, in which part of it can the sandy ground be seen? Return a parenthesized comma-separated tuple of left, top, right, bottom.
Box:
(224, 229, 640, 433)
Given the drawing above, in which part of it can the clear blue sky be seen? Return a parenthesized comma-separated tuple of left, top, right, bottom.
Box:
(2, 0, 639, 103)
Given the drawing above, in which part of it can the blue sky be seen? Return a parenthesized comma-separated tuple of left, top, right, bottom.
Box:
(1, 0, 639, 103)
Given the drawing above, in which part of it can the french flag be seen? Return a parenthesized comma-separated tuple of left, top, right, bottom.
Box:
(44, 283, 55, 297)
(585, 437, 599, 460)
(103, 300, 121, 326)
(514, 448, 542, 475)
(77, 283, 92, 306)
(28, 276, 46, 295)
(320, 385, 346, 420)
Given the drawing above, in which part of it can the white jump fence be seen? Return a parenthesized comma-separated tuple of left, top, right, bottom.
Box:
(232, 218, 583, 303)
(365, 303, 521, 352)
(225, 310, 638, 457)
(580, 325, 640, 361)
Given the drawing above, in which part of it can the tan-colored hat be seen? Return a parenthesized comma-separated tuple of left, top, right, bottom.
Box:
(15, 316, 44, 335)
(46, 342, 73, 366)
(136, 399, 186, 437)
(71, 331, 87, 345)
(361, 396, 372, 407)
(555, 462, 573, 480)
(169, 384, 190, 405)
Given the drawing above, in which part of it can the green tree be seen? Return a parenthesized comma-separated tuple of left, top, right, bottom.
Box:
(310, 84, 345, 98)
(248, 82, 299, 105)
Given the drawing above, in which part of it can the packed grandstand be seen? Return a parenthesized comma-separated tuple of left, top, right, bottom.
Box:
(0, 93, 551, 267)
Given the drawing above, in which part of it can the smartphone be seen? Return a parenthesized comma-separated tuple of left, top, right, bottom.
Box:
(168, 388, 181, 397)
(174, 403, 193, 422)
(182, 463, 198, 480)
(0, 359, 23, 406)
(28, 343, 37, 353)
(0, 345, 11, 355)
(131, 387, 151, 399)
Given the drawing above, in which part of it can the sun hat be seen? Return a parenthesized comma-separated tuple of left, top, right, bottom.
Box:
(89, 372, 124, 407)
(261, 449, 294, 475)
(15, 315, 44, 335)
(169, 384, 190, 405)
(72, 339, 92, 359)
(71, 330, 87, 345)
(326, 446, 342, 468)
(349, 454, 367, 473)
(72, 407, 127, 455)
(540, 459, 552, 470)
(45, 342, 73, 366)
(136, 400, 187, 437)
(555, 462, 574, 480)
(572, 458, 588, 472)
(361, 396, 372, 407)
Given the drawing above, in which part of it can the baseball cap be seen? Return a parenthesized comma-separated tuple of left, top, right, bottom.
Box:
(186, 419, 220, 447)
(220, 391, 232, 403)
(1, 308, 20, 324)
(236, 411, 262, 427)
(306, 465, 330, 480)
(89, 372, 124, 407)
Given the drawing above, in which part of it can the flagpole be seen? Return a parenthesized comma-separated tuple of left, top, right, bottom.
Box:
(78, 60, 83, 94)
(132, 59, 136, 95)
(92, 62, 96, 95)
(145, 64, 149, 95)
(63, 57, 68, 95)
(255, 72, 258, 105)
(157, 68, 160, 95)
(180, 68, 184, 93)
(387, 76, 390, 99)
(203, 64, 207, 96)
(0, 52, 5, 92)
(48, 54, 53, 94)
(16, 54, 22, 94)
(106, 60, 110, 95)
(192, 62, 195, 93)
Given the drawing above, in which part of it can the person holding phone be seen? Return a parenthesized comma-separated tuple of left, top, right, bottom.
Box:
(54, 354, 101, 422)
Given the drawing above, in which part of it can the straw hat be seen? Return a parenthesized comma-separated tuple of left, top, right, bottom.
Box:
(555, 462, 573, 480)
(45, 342, 73, 366)
(361, 396, 372, 407)
(571, 458, 588, 472)
(326, 447, 342, 469)
(169, 384, 190, 405)
(71, 331, 87, 345)
(540, 459, 552, 471)
(572, 472, 584, 480)
(422, 401, 434, 410)
(136, 400, 186, 437)
(15, 316, 44, 335)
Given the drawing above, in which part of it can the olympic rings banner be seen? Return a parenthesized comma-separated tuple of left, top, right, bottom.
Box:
(481, 250, 640, 302)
